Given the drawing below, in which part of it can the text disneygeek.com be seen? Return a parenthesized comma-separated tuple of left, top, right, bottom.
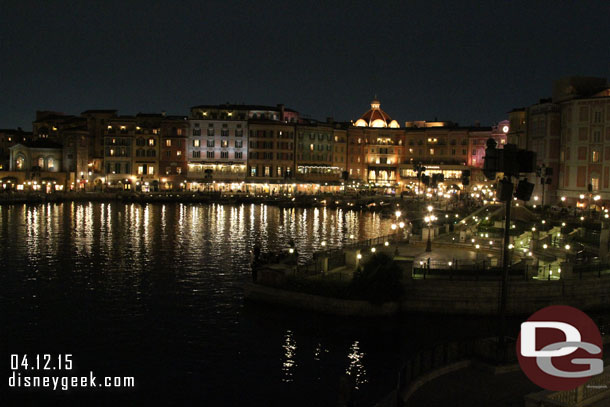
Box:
(8, 354, 135, 391)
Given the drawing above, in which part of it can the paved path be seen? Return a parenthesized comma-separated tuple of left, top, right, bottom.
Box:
(406, 366, 540, 407)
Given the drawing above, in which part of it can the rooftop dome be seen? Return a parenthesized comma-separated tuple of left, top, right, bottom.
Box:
(354, 99, 399, 128)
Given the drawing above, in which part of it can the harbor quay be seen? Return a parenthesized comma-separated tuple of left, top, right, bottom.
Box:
(247, 201, 610, 317)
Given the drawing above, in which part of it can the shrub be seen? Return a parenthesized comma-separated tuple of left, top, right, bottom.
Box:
(350, 253, 404, 304)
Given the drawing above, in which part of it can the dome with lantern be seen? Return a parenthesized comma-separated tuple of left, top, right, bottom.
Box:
(353, 99, 400, 128)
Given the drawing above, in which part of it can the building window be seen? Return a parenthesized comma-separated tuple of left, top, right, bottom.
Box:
(592, 150, 600, 163)
(148, 166, 154, 175)
(138, 165, 145, 175)
(165, 167, 171, 175)
(264, 166, 270, 176)
(207, 140, 215, 147)
(176, 150, 182, 157)
(235, 140, 242, 148)
(148, 138, 155, 146)
(221, 140, 228, 148)
(47, 158, 54, 169)
(207, 128, 214, 137)
(193, 151, 201, 158)
(38, 157, 44, 167)
(221, 129, 229, 137)
(235, 152, 242, 159)
(176, 167, 182, 174)
(193, 139, 200, 147)
(176, 129, 183, 136)
(235, 129, 243, 137)
(250, 166, 257, 176)
(592, 177, 600, 191)
(220, 151, 228, 159)
(165, 150, 171, 157)
(207, 151, 214, 158)
(430, 148, 434, 155)
(165, 139, 171, 147)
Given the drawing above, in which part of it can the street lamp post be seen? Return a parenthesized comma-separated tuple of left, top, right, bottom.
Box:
(425, 205, 435, 252)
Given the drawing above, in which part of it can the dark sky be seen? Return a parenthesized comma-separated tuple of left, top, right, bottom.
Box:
(1, 1, 609, 129)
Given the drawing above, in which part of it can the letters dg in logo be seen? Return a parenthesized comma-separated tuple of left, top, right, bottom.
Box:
(517, 305, 604, 391)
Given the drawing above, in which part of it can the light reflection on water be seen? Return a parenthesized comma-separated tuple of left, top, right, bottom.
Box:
(1, 202, 406, 405)
(282, 330, 297, 383)
(346, 340, 368, 389)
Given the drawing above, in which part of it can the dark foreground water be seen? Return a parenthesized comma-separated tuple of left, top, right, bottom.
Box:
(1, 203, 502, 406)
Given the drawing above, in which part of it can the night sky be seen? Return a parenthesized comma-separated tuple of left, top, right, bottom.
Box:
(1, 1, 609, 129)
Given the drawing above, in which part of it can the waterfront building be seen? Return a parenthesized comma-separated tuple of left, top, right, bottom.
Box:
(131, 114, 164, 191)
(81, 110, 119, 175)
(7, 138, 66, 191)
(247, 120, 296, 193)
(103, 117, 137, 189)
(508, 76, 610, 207)
(399, 122, 486, 189)
(556, 79, 610, 205)
(187, 105, 249, 189)
(159, 116, 188, 190)
(295, 122, 341, 189)
(347, 100, 402, 187)
(332, 126, 348, 171)
(0, 128, 32, 171)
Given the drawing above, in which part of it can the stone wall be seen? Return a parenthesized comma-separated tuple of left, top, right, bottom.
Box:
(403, 276, 610, 315)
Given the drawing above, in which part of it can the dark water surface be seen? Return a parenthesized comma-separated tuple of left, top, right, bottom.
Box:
(1, 203, 500, 406)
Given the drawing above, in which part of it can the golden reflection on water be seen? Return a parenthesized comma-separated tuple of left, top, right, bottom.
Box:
(281, 330, 297, 383)
(346, 340, 367, 389)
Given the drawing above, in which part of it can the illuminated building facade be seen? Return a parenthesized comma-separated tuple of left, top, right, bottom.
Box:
(159, 116, 188, 190)
(187, 111, 248, 187)
(508, 77, 610, 206)
(247, 121, 295, 188)
(557, 80, 610, 204)
(332, 126, 348, 176)
(0, 128, 32, 171)
(468, 121, 508, 169)
(295, 123, 341, 184)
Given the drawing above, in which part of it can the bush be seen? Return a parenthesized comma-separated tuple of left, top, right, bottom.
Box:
(350, 253, 405, 304)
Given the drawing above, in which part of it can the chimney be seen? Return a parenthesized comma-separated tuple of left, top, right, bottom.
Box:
(326, 117, 334, 124)
(277, 104, 285, 120)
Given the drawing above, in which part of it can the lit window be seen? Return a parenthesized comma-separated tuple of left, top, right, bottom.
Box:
(148, 138, 155, 146)
(430, 148, 434, 155)
(592, 150, 600, 163)
(137, 166, 144, 175)
(591, 177, 600, 191)
(165, 139, 172, 147)
(47, 158, 54, 170)
(148, 166, 154, 175)
(177, 151, 182, 157)
(193, 139, 200, 147)
(38, 157, 44, 167)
